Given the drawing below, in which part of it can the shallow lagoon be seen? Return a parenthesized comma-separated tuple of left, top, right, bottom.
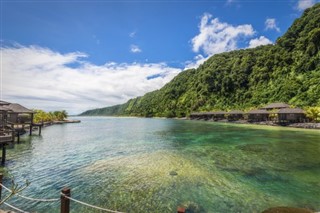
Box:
(2, 117, 320, 212)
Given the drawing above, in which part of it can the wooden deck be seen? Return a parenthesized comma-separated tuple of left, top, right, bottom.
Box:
(0, 134, 12, 144)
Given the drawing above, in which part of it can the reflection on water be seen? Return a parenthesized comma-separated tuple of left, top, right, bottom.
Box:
(1, 117, 320, 212)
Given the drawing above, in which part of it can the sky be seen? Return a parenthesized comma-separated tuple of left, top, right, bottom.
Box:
(1, 0, 319, 114)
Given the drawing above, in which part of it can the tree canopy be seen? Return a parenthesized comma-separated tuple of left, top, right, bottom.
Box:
(33, 110, 68, 123)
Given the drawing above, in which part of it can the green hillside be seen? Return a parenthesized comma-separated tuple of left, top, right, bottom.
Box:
(81, 4, 320, 117)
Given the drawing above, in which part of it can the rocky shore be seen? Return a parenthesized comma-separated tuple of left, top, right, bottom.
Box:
(189, 118, 320, 130)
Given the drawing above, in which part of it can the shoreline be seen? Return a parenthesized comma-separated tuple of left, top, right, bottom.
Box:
(186, 118, 320, 130)
(77, 115, 320, 130)
(39, 119, 81, 127)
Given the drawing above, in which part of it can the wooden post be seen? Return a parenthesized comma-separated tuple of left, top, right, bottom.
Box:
(17, 133, 20, 144)
(11, 125, 15, 142)
(1, 145, 6, 165)
(39, 126, 42, 136)
(61, 187, 71, 213)
(177, 207, 186, 213)
(29, 125, 32, 136)
(29, 113, 34, 136)
(0, 173, 3, 200)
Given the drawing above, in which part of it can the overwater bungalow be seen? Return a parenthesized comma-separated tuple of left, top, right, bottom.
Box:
(277, 108, 306, 123)
(4, 103, 36, 136)
(260, 102, 290, 110)
(227, 110, 244, 121)
(0, 105, 13, 164)
(0, 106, 13, 143)
(5, 103, 34, 124)
(247, 109, 270, 122)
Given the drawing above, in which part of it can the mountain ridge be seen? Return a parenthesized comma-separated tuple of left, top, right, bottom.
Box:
(81, 4, 320, 117)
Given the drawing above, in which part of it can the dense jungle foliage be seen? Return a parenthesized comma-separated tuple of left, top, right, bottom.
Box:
(81, 4, 320, 118)
(33, 110, 68, 123)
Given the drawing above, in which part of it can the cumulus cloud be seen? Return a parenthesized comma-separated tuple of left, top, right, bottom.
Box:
(248, 36, 273, 48)
(184, 54, 209, 70)
(1, 45, 180, 114)
(130, 44, 142, 53)
(296, 0, 315, 10)
(265, 18, 280, 32)
(191, 13, 255, 56)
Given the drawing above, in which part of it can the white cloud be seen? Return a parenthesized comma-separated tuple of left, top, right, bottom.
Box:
(265, 18, 280, 32)
(184, 54, 209, 70)
(296, 0, 315, 11)
(1, 45, 180, 114)
(130, 44, 142, 53)
(191, 13, 255, 56)
(129, 31, 136, 38)
(248, 36, 273, 48)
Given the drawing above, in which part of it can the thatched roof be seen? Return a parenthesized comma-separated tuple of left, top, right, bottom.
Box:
(190, 112, 214, 116)
(261, 102, 290, 109)
(227, 110, 244, 114)
(0, 100, 11, 106)
(0, 106, 11, 111)
(4, 103, 34, 113)
(247, 109, 270, 114)
(278, 108, 305, 114)
(212, 111, 227, 115)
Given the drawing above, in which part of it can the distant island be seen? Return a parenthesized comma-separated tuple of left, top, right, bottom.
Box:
(80, 4, 320, 120)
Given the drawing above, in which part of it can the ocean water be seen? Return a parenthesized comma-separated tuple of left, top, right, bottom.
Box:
(1, 117, 319, 213)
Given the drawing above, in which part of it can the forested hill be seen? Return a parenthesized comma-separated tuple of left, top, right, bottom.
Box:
(81, 4, 320, 117)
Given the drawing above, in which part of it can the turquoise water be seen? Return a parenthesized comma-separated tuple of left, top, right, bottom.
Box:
(1, 117, 320, 213)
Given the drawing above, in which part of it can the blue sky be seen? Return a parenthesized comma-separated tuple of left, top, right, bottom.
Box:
(1, 0, 319, 114)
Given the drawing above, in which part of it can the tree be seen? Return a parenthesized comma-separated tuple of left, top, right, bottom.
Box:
(33, 109, 68, 123)
(305, 106, 320, 122)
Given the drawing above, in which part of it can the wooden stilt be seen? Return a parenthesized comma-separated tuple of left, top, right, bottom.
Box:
(1, 145, 6, 165)
(0, 173, 3, 200)
(39, 126, 42, 136)
(17, 133, 20, 143)
(30, 113, 34, 136)
(11, 125, 15, 142)
(29, 124, 32, 136)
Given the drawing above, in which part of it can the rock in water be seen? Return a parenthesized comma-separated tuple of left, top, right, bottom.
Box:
(169, 171, 178, 176)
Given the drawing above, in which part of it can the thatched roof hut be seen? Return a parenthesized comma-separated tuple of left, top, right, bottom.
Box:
(247, 109, 270, 122)
(227, 110, 244, 114)
(227, 110, 244, 121)
(190, 112, 214, 120)
(278, 108, 305, 114)
(212, 111, 227, 115)
(211, 111, 227, 120)
(4, 103, 34, 114)
(247, 109, 270, 114)
(261, 102, 290, 110)
(190, 111, 227, 120)
(278, 108, 306, 123)
(3, 103, 34, 125)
